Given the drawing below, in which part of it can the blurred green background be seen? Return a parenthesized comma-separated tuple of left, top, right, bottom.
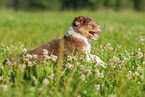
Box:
(0, 0, 145, 11)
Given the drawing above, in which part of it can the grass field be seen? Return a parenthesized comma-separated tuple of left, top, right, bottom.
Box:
(0, 10, 145, 97)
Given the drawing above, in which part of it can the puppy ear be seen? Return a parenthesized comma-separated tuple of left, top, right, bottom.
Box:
(73, 16, 84, 27)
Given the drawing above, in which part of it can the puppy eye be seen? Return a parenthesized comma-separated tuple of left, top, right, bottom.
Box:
(89, 23, 93, 26)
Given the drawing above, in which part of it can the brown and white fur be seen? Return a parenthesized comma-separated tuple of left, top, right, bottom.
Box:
(4, 16, 104, 64)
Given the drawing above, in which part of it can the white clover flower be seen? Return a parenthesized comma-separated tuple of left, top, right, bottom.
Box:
(132, 73, 135, 77)
(51, 55, 57, 62)
(67, 55, 72, 61)
(112, 56, 121, 63)
(43, 60, 48, 64)
(48, 74, 55, 80)
(15, 47, 18, 51)
(22, 64, 26, 68)
(94, 63, 100, 68)
(136, 48, 141, 53)
(2, 85, 8, 92)
(106, 43, 111, 47)
(124, 50, 128, 54)
(95, 84, 100, 91)
(28, 61, 33, 67)
(19, 64, 26, 72)
(31, 76, 38, 85)
(6, 46, 10, 51)
(84, 90, 87, 94)
(51, 73, 55, 77)
(124, 75, 130, 79)
(142, 62, 145, 65)
(32, 54, 38, 59)
(137, 67, 143, 73)
(135, 72, 138, 76)
(99, 73, 104, 78)
(80, 55, 85, 61)
(29, 87, 35, 92)
(140, 75, 144, 81)
(21, 44, 24, 47)
(48, 75, 53, 79)
(77, 95, 81, 97)
(80, 65, 85, 68)
(43, 49, 48, 52)
(39, 87, 43, 91)
(101, 83, 105, 87)
(137, 67, 141, 71)
(128, 72, 132, 78)
(0, 65, 3, 70)
(109, 47, 114, 50)
(2, 44, 5, 47)
(132, 65, 135, 70)
(6, 61, 12, 65)
(118, 65, 122, 69)
(131, 52, 134, 55)
(95, 69, 100, 74)
(49, 91, 54, 95)
(44, 54, 51, 60)
(42, 78, 49, 86)
(79, 74, 85, 81)
(43, 52, 48, 55)
(8, 71, 11, 75)
(87, 66, 92, 69)
(138, 52, 143, 58)
(123, 56, 129, 61)
(108, 94, 117, 97)
(43, 49, 48, 55)
(22, 55, 29, 62)
(22, 48, 27, 54)
(101, 49, 104, 52)
(10, 82, 13, 86)
(66, 63, 73, 68)
(87, 69, 92, 74)
(139, 39, 144, 42)
(110, 85, 113, 88)
(26, 54, 32, 59)
(94, 91, 98, 95)
(10, 45, 14, 48)
(13, 62, 17, 65)
(72, 56, 77, 60)
(0, 76, 3, 81)
(113, 66, 116, 68)
(116, 45, 122, 49)
(100, 45, 103, 48)
(99, 62, 106, 68)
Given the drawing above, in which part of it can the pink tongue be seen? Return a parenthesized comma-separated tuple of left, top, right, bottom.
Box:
(92, 33, 98, 40)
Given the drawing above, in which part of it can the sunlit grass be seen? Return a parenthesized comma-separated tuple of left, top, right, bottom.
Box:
(0, 10, 145, 97)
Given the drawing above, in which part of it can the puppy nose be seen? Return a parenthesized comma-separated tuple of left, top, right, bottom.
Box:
(98, 26, 102, 30)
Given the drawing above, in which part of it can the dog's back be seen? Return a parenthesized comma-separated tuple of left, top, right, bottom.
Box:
(4, 35, 86, 64)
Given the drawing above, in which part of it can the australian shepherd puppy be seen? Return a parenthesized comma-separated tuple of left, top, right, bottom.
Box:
(4, 16, 104, 65)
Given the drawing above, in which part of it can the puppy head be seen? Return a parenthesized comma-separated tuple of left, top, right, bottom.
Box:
(72, 16, 102, 40)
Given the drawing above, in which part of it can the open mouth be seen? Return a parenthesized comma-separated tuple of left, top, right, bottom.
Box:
(89, 31, 99, 40)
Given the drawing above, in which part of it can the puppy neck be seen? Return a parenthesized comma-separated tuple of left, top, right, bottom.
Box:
(65, 25, 90, 45)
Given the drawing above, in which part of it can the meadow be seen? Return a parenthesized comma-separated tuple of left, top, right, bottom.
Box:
(0, 10, 145, 97)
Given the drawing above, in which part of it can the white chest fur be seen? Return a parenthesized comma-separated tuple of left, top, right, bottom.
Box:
(65, 25, 91, 54)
